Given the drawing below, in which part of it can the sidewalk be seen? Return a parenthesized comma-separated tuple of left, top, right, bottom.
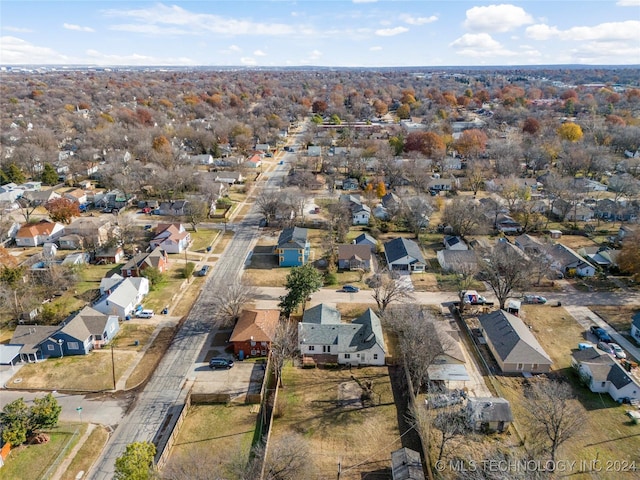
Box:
(52, 423, 96, 480)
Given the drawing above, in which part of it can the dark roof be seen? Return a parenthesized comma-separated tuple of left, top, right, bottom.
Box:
(607, 362, 637, 390)
(632, 312, 640, 330)
(10, 325, 59, 355)
(302, 304, 341, 325)
(337, 244, 371, 261)
(467, 397, 513, 423)
(277, 227, 308, 249)
(384, 237, 426, 264)
(478, 310, 552, 366)
(444, 235, 465, 248)
(354, 233, 377, 246)
(391, 447, 425, 480)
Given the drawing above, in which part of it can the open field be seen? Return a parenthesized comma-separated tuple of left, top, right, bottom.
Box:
(492, 305, 640, 474)
(272, 364, 400, 480)
(189, 229, 221, 252)
(112, 323, 156, 350)
(161, 404, 257, 477)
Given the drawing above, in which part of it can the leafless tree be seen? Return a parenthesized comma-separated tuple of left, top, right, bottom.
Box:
(523, 378, 583, 465)
(401, 196, 433, 238)
(161, 444, 247, 480)
(184, 199, 210, 232)
(16, 197, 40, 223)
(251, 433, 313, 480)
(432, 407, 469, 461)
(477, 243, 532, 309)
(441, 196, 483, 237)
(256, 191, 283, 227)
(210, 281, 257, 327)
(457, 446, 551, 480)
(270, 319, 298, 388)
(368, 269, 415, 314)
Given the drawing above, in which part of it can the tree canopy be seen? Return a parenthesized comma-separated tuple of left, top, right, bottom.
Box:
(114, 441, 156, 480)
(279, 264, 323, 317)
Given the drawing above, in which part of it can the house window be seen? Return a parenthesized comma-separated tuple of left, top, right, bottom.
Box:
(47, 344, 54, 351)
(531, 364, 538, 371)
(308, 346, 315, 351)
(279, 256, 284, 263)
(322, 345, 331, 353)
(373, 354, 378, 360)
(344, 354, 350, 359)
(251, 349, 257, 356)
(601, 382, 606, 388)
(516, 363, 524, 371)
(261, 342, 267, 346)
(250, 341, 256, 346)
(68, 342, 79, 350)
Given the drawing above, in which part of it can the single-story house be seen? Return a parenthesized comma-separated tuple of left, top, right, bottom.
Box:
(58, 234, 84, 250)
(443, 235, 468, 251)
(245, 154, 262, 169)
(214, 171, 245, 184)
(0, 344, 22, 366)
(337, 244, 372, 271)
(514, 233, 545, 255)
(571, 347, 639, 402)
(15, 220, 65, 247)
(436, 250, 478, 274)
(95, 246, 125, 264)
(545, 243, 596, 278)
(9, 325, 60, 363)
(64, 217, 114, 247)
(495, 215, 523, 234)
(478, 309, 552, 373)
(466, 397, 513, 433)
(93, 276, 149, 319)
(298, 304, 387, 366)
(63, 188, 88, 205)
(384, 237, 427, 273)
(342, 178, 359, 191)
(155, 200, 189, 216)
(22, 189, 61, 206)
(426, 318, 470, 383)
(353, 233, 378, 251)
(150, 223, 191, 254)
(121, 246, 169, 277)
(191, 154, 214, 165)
(62, 252, 90, 266)
(275, 227, 310, 267)
(631, 312, 640, 345)
(229, 309, 280, 358)
(391, 447, 425, 480)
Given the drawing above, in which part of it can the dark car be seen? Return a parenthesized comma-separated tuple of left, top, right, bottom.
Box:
(342, 285, 360, 293)
(209, 357, 234, 369)
(590, 326, 613, 342)
(523, 295, 547, 304)
(198, 265, 210, 277)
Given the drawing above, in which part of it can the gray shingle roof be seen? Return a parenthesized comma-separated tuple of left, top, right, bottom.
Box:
(302, 304, 341, 325)
(337, 244, 372, 261)
(354, 233, 377, 247)
(277, 227, 308, 249)
(467, 397, 513, 423)
(478, 310, 552, 366)
(384, 237, 426, 264)
(10, 325, 59, 355)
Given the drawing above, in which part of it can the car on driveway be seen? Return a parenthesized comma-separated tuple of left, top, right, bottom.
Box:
(209, 357, 234, 369)
(523, 295, 547, 304)
(590, 326, 613, 342)
(342, 285, 360, 293)
(597, 342, 615, 355)
(609, 343, 626, 359)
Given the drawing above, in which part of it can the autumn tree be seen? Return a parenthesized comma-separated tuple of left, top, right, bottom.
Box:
(45, 197, 80, 224)
(279, 264, 323, 317)
(404, 131, 445, 158)
(454, 129, 488, 158)
(522, 117, 541, 136)
(557, 122, 583, 142)
(375, 181, 387, 198)
(617, 231, 640, 280)
(114, 441, 156, 480)
(396, 103, 411, 119)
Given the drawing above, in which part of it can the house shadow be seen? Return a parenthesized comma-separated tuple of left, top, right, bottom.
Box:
(555, 368, 622, 411)
(246, 246, 278, 269)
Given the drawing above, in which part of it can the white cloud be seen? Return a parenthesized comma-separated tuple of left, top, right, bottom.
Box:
(370, 46, 383, 51)
(85, 49, 194, 66)
(254, 49, 267, 56)
(103, 4, 298, 36)
(0, 36, 71, 64)
(375, 26, 409, 37)
(229, 45, 241, 52)
(399, 14, 438, 26)
(240, 56, 257, 65)
(309, 49, 322, 60)
(2, 26, 33, 33)
(63, 23, 95, 33)
(463, 4, 533, 33)
(449, 33, 518, 57)
(616, 0, 640, 5)
(526, 20, 640, 41)
(525, 24, 561, 41)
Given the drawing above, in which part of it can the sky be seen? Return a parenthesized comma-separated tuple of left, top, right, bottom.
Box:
(1, 1, 639, 67)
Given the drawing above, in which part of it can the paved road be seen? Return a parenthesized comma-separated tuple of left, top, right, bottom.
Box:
(87, 130, 299, 479)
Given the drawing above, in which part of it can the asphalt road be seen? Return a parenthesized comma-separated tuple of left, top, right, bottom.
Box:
(87, 130, 299, 479)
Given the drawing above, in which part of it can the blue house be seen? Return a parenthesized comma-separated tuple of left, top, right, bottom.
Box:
(40, 306, 120, 357)
(276, 227, 310, 267)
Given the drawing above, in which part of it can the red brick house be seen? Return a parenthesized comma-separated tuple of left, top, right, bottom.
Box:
(229, 309, 280, 358)
(120, 246, 168, 277)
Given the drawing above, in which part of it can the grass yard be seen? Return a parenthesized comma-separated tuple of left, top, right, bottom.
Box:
(60, 425, 110, 480)
(272, 365, 400, 480)
(1, 423, 86, 480)
(162, 404, 257, 477)
(6, 349, 136, 391)
(492, 305, 640, 474)
(591, 305, 640, 335)
(189, 229, 221, 252)
(557, 235, 599, 250)
(212, 230, 235, 254)
(113, 323, 156, 350)
(242, 245, 290, 286)
(125, 327, 175, 389)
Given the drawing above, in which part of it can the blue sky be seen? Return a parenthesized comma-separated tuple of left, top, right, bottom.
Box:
(1, 1, 639, 66)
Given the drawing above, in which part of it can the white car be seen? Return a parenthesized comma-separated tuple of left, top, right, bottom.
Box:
(609, 343, 626, 359)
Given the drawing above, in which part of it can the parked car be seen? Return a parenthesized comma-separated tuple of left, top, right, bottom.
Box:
(597, 341, 615, 355)
(198, 265, 210, 276)
(209, 357, 234, 369)
(523, 295, 547, 304)
(342, 285, 360, 293)
(136, 309, 154, 318)
(609, 343, 627, 359)
(590, 326, 613, 342)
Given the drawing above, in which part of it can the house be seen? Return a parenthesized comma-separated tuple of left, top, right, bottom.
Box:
(443, 235, 468, 251)
(391, 447, 425, 480)
(631, 312, 640, 345)
(428, 176, 457, 192)
(100, 273, 125, 296)
(495, 215, 523, 234)
(298, 304, 387, 366)
(307, 146, 322, 157)
(63, 188, 88, 205)
(339, 193, 371, 225)
(40, 306, 120, 357)
(95, 246, 125, 264)
(545, 243, 596, 277)
(466, 397, 513, 433)
(150, 223, 191, 254)
(58, 234, 84, 250)
(229, 309, 280, 358)
(514, 234, 545, 255)
(65, 216, 113, 247)
(9, 325, 59, 363)
(121, 246, 169, 277)
(384, 237, 427, 273)
(275, 227, 310, 267)
(93, 276, 149, 319)
(478, 309, 553, 373)
(580, 247, 619, 269)
(191, 154, 214, 165)
(62, 252, 90, 266)
(22, 189, 60, 206)
(0, 344, 22, 367)
(337, 244, 372, 271)
(426, 317, 470, 383)
(342, 178, 359, 191)
(436, 250, 478, 274)
(15, 220, 65, 247)
(571, 347, 639, 402)
(213, 171, 245, 184)
(353, 233, 378, 251)
(245, 154, 262, 169)
(155, 200, 189, 216)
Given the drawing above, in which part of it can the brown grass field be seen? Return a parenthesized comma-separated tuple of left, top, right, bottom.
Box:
(125, 327, 176, 389)
(271, 365, 400, 480)
(60, 425, 110, 480)
(591, 305, 640, 337)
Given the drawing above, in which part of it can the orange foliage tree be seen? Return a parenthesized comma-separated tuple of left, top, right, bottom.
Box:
(45, 198, 80, 224)
(557, 122, 583, 142)
(454, 129, 488, 158)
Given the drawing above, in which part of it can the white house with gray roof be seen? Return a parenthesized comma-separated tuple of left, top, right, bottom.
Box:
(571, 347, 639, 402)
(478, 309, 552, 374)
(298, 304, 387, 366)
(93, 277, 149, 319)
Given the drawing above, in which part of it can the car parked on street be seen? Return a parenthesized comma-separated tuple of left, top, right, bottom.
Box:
(209, 357, 234, 369)
(523, 295, 547, 304)
(597, 341, 615, 355)
(590, 326, 613, 342)
(198, 265, 210, 276)
(609, 343, 627, 359)
(342, 285, 360, 293)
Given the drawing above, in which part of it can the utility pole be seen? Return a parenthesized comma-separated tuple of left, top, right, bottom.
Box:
(111, 344, 116, 390)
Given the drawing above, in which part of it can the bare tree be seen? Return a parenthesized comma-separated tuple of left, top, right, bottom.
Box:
(441, 196, 483, 237)
(184, 199, 210, 232)
(523, 378, 583, 465)
(368, 269, 414, 314)
(270, 319, 299, 388)
(477, 243, 532, 309)
(432, 407, 469, 461)
(253, 433, 313, 480)
(210, 281, 257, 327)
(401, 196, 433, 238)
(161, 445, 247, 480)
(256, 192, 282, 227)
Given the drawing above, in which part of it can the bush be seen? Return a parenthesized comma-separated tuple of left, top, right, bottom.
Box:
(324, 272, 337, 285)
